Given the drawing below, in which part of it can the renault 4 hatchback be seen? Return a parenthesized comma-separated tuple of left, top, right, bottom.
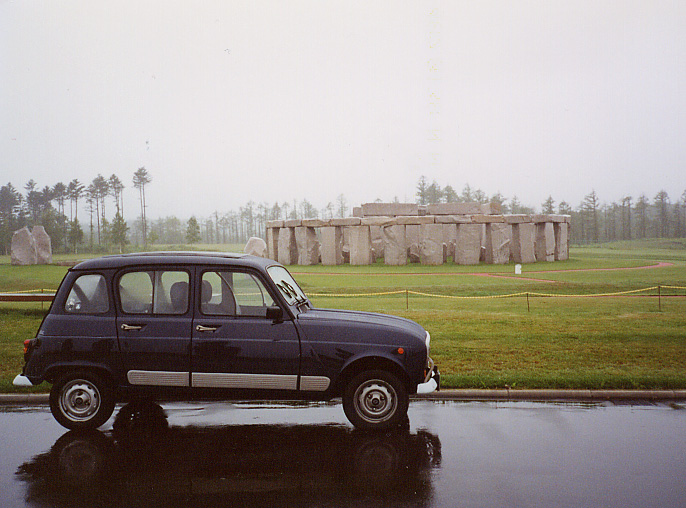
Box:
(14, 252, 439, 430)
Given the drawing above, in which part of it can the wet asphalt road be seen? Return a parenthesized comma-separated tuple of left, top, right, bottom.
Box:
(1, 399, 685, 508)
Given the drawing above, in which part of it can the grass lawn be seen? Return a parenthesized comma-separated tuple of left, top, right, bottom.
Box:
(1, 240, 684, 392)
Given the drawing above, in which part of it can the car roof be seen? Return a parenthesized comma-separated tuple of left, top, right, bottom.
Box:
(71, 251, 279, 271)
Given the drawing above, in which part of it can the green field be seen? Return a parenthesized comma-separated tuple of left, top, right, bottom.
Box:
(1, 239, 685, 392)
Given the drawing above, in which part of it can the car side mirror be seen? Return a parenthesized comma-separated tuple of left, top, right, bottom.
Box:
(266, 306, 284, 322)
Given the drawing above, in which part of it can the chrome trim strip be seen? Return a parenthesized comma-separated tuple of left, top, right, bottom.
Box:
(127, 370, 189, 387)
(192, 372, 298, 390)
(300, 376, 331, 392)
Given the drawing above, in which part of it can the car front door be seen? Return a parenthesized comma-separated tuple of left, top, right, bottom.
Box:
(116, 268, 193, 388)
(191, 268, 300, 392)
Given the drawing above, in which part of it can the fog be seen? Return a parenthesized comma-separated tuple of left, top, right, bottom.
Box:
(2, 1, 685, 218)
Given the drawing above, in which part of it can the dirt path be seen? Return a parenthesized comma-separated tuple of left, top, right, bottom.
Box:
(293, 262, 675, 284)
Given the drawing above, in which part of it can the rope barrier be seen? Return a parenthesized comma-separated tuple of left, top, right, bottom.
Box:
(309, 285, 684, 300)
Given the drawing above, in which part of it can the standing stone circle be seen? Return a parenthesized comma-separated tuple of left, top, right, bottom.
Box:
(264, 203, 571, 266)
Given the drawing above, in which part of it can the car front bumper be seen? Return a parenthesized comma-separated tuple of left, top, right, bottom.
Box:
(416, 365, 440, 395)
(13, 374, 33, 387)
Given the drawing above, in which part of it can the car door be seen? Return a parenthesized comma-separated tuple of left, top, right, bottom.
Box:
(191, 268, 300, 392)
(116, 268, 193, 388)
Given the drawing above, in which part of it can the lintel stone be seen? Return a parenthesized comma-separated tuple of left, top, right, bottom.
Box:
(504, 215, 532, 224)
(435, 215, 474, 224)
(266, 220, 284, 228)
(396, 215, 435, 225)
(361, 203, 418, 217)
(472, 215, 505, 223)
(284, 219, 302, 227)
(302, 219, 326, 227)
(361, 216, 397, 226)
(330, 217, 361, 226)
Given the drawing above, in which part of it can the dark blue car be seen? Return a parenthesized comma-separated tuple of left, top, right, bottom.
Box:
(15, 252, 439, 430)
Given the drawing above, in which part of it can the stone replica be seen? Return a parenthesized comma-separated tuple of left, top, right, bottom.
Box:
(510, 222, 536, 264)
(320, 225, 344, 265)
(277, 227, 297, 265)
(382, 224, 407, 265)
(419, 223, 444, 265)
(484, 223, 511, 264)
(264, 202, 571, 266)
(349, 225, 373, 265)
(11, 226, 54, 266)
(295, 226, 320, 265)
(535, 221, 555, 262)
(32, 226, 53, 264)
(11, 227, 38, 266)
(244, 236, 268, 257)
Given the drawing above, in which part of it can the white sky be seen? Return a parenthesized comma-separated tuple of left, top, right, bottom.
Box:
(2, 0, 685, 219)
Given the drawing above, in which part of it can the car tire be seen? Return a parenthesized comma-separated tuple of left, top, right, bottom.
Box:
(343, 370, 409, 430)
(49, 371, 115, 430)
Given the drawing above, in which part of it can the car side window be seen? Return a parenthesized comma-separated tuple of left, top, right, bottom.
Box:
(201, 271, 276, 317)
(119, 270, 189, 315)
(65, 274, 109, 314)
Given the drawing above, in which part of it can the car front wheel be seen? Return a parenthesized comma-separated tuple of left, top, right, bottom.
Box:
(343, 370, 409, 429)
(49, 372, 115, 430)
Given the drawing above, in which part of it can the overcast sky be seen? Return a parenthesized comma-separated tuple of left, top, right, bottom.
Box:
(2, 0, 685, 219)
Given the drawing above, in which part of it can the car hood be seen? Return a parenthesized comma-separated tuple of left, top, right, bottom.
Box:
(297, 307, 426, 339)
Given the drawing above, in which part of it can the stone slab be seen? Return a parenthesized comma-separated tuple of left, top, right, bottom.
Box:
(504, 214, 532, 224)
(361, 203, 418, 217)
(419, 223, 444, 265)
(455, 223, 481, 265)
(266, 227, 279, 260)
(535, 222, 555, 262)
(277, 227, 298, 265)
(320, 226, 344, 265)
(11, 227, 37, 266)
(330, 218, 361, 227)
(511, 223, 536, 263)
(382, 224, 407, 265)
(349, 226, 373, 265)
(361, 216, 397, 226)
(243, 236, 267, 257)
(295, 227, 320, 265)
(284, 219, 302, 228)
(301, 219, 327, 227)
(484, 223, 511, 264)
(266, 220, 285, 228)
(554, 223, 569, 261)
(32, 225, 52, 264)
(472, 215, 505, 223)
(396, 215, 435, 225)
(434, 215, 474, 224)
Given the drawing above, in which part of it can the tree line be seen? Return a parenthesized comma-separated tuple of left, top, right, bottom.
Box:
(416, 176, 686, 244)
(0, 168, 150, 254)
(2, 172, 684, 255)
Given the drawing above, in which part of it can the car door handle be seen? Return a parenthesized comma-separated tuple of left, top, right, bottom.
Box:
(121, 324, 144, 331)
(196, 325, 218, 332)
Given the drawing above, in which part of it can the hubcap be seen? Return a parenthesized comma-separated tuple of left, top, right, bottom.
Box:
(60, 380, 101, 422)
(354, 379, 397, 423)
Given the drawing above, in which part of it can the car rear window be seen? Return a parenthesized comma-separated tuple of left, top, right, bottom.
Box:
(65, 274, 109, 314)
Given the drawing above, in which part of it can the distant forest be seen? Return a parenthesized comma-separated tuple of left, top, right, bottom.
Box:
(1, 172, 685, 255)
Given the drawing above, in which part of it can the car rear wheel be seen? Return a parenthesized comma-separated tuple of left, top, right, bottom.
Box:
(343, 370, 409, 429)
(49, 372, 115, 430)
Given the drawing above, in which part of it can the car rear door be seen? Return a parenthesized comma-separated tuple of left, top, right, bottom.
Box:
(191, 268, 300, 392)
(116, 268, 193, 388)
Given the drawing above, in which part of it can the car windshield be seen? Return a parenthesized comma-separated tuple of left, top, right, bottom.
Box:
(267, 266, 309, 307)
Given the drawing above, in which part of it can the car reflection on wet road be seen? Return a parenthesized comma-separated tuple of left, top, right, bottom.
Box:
(2, 399, 685, 508)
